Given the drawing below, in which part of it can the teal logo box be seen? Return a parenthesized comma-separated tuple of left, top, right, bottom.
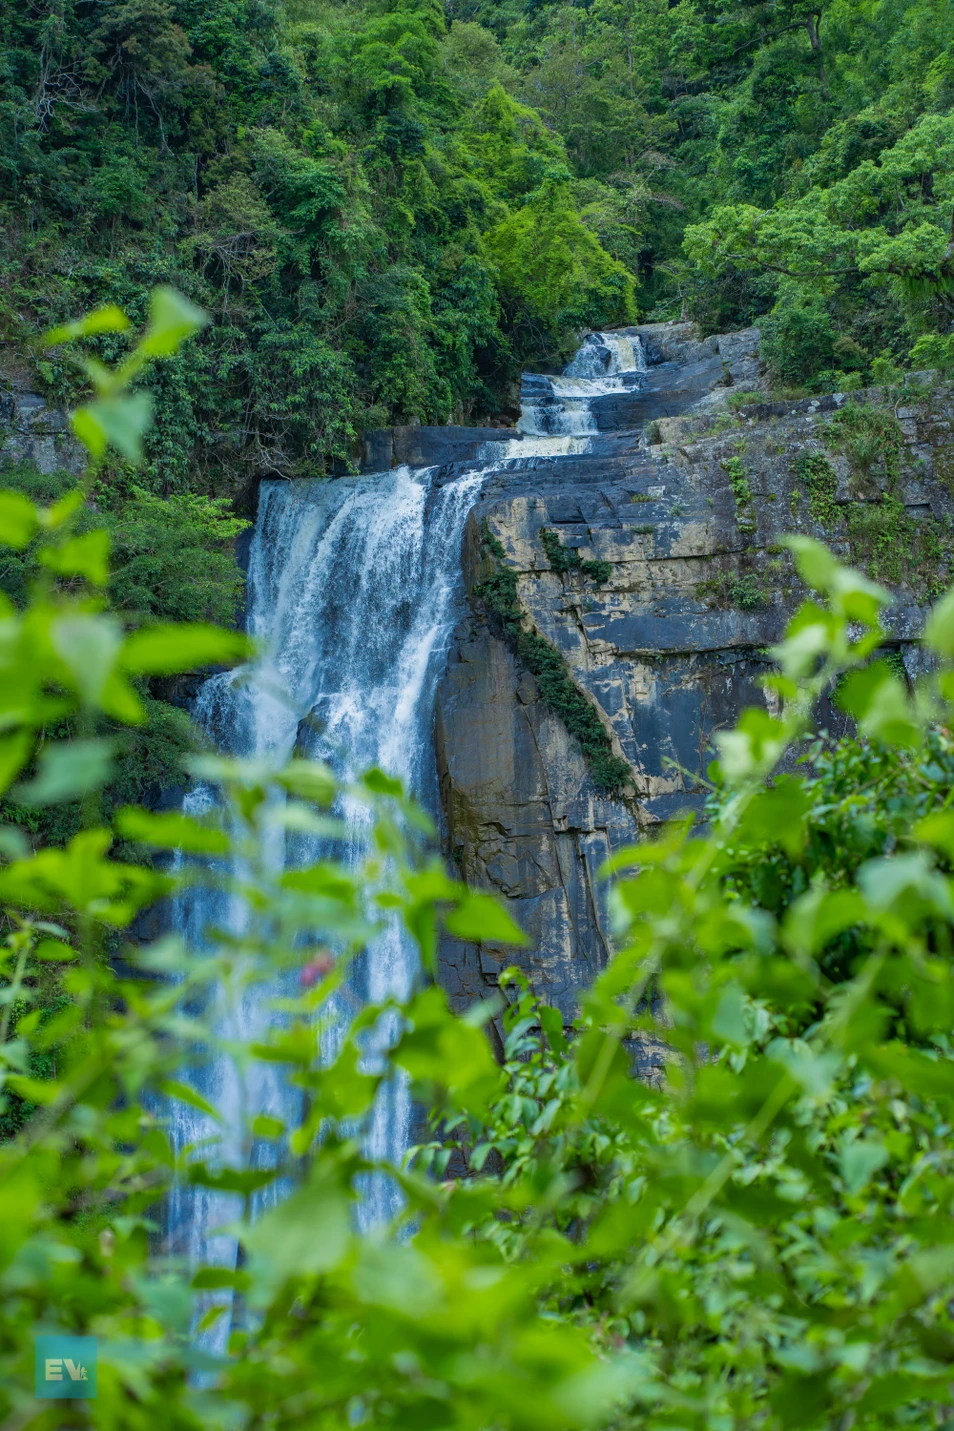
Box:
(35, 1336, 97, 1398)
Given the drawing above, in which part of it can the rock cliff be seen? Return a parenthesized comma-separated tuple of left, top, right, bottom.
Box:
(428, 325, 954, 1020)
(0, 382, 84, 476)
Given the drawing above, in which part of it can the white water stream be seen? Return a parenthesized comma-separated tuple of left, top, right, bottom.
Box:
(165, 329, 647, 1297)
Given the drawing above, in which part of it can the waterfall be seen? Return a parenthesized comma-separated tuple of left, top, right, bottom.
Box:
(518, 329, 647, 438)
(166, 328, 648, 1283)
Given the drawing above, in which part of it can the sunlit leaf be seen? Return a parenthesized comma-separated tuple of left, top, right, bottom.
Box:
(51, 613, 124, 708)
(139, 287, 209, 358)
(924, 585, 954, 658)
(14, 738, 116, 805)
(444, 891, 528, 945)
(43, 304, 130, 346)
(242, 1163, 352, 1283)
(276, 760, 337, 805)
(116, 806, 230, 855)
(0, 492, 39, 550)
(840, 1137, 888, 1194)
(121, 623, 249, 675)
(159, 1080, 221, 1123)
(0, 733, 33, 797)
(39, 531, 111, 587)
(187, 1163, 276, 1195)
(71, 392, 153, 463)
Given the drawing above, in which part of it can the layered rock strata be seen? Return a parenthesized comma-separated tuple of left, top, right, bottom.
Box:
(429, 330, 954, 1018)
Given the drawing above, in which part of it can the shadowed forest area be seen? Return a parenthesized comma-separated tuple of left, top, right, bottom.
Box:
(1, 0, 952, 490)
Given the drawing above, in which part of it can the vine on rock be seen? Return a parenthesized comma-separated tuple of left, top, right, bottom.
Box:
(539, 527, 613, 585)
(475, 522, 631, 796)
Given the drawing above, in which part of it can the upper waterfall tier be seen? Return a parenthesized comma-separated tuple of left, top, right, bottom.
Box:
(517, 329, 648, 439)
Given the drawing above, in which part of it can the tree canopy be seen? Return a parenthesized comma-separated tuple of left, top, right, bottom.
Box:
(3, 0, 953, 487)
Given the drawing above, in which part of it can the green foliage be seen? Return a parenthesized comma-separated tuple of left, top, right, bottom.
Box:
(485, 179, 637, 337)
(476, 522, 631, 795)
(539, 527, 613, 585)
(723, 454, 756, 535)
(684, 105, 954, 390)
(910, 331, 954, 373)
(696, 568, 768, 611)
(761, 302, 837, 388)
(797, 448, 840, 527)
(0, 289, 250, 853)
(709, 724, 954, 987)
(461, 0, 954, 378)
(730, 571, 766, 608)
(0, 467, 247, 626)
(8, 297, 954, 1431)
(0, 2, 635, 479)
(823, 402, 905, 490)
(726, 389, 763, 411)
(5, 0, 952, 447)
(0, 462, 246, 850)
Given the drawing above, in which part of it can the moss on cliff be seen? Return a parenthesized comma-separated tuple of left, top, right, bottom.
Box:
(809, 403, 954, 597)
(539, 528, 612, 585)
(474, 523, 631, 797)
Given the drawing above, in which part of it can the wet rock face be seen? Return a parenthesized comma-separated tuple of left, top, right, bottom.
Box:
(432, 325, 954, 1018)
(361, 425, 515, 473)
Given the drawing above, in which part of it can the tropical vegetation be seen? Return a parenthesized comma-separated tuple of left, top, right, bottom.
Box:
(0, 290, 953, 1428)
(2, 0, 954, 1421)
(2, 0, 953, 492)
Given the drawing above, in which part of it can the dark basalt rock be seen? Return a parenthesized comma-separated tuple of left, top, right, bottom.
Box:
(360, 423, 519, 473)
(374, 323, 954, 1021)
(0, 382, 85, 476)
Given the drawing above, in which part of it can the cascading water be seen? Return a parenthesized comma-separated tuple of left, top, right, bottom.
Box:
(166, 328, 647, 1286)
(517, 330, 647, 439)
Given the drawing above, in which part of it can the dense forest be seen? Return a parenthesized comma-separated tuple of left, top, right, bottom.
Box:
(3, 4, 954, 1426)
(1, 0, 952, 496)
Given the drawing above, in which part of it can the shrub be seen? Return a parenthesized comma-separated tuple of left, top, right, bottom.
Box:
(761, 301, 836, 387)
(539, 526, 613, 585)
